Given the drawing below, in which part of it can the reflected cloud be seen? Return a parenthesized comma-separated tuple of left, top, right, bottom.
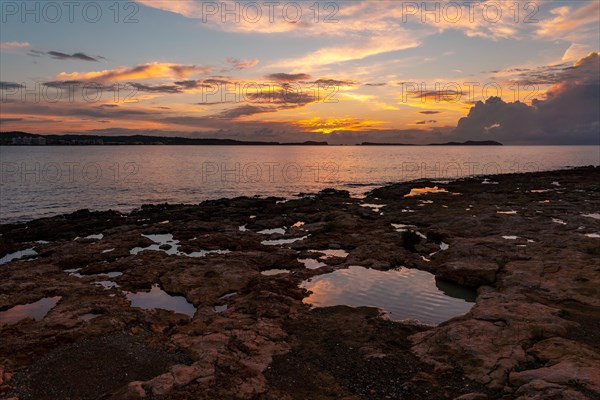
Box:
(301, 266, 475, 325)
(0, 297, 61, 324)
(404, 186, 449, 197)
(126, 284, 196, 317)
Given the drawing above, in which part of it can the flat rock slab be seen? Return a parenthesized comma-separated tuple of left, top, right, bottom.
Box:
(436, 260, 499, 287)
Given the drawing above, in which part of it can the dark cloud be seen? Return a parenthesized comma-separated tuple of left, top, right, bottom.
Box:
(99, 109, 149, 117)
(43, 80, 83, 89)
(128, 82, 182, 94)
(0, 81, 25, 90)
(43, 80, 115, 91)
(161, 116, 214, 126)
(453, 53, 600, 145)
(488, 67, 534, 74)
(415, 120, 437, 125)
(48, 51, 99, 62)
(174, 78, 238, 90)
(365, 83, 387, 87)
(266, 73, 311, 82)
(0, 118, 24, 123)
(225, 57, 259, 70)
(492, 62, 593, 87)
(312, 78, 358, 87)
(409, 90, 467, 102)
(218, 105, 274, 119)
(174, 80, 209, 89)
(419, 110, 442, 115)
(27, 50, 45, 58)
(453, 97, 543, 142)
(26, 49, 104, 62)
(202, 77, 236, 86)
(170, 64, 211, 77)
(194, 100, 230, 106)
(245, 89, 316, 106)
(42, 77, 221, 97)
(193, 81, 319, 108)
(0, 103, 153, 119)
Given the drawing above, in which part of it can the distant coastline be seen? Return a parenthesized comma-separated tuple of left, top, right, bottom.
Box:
(0, 131, 327, 146)
(1, 131, 502, 146)
(360, 140, 503, 146)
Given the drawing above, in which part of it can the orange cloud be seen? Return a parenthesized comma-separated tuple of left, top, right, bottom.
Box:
(295, 117, 383, 134)
(537, 2, 600, 40)
(56, 63, 213, 82)
(272, 36, 419, 72)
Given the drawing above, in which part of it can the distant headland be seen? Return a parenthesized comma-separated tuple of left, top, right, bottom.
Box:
(0, 131, 328, 146)
(360, 140, 503, 146)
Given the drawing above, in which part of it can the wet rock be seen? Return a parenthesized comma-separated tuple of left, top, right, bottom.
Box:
(172, 363, 214, 386)
(513, 379, 567, 397)
(143, 372, 174, 396)
(411, 288, 577, 389)
(509, 359, 600, 393)
(126, 381, 146, 398)
(436, 260, 499, 287)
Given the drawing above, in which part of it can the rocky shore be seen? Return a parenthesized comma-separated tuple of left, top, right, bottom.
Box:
(1, 167, 599, 400)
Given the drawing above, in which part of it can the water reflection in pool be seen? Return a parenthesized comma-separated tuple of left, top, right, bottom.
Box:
(261, 269, 290, 276)
(0, 247, 38, 265)
(257, 228, 286, 235)
(261, 236, 308, 246)
(308, 249, 349, 259)
(404, 186, 448, 197)
(126, 285, 196, 317)
(0, 296, 61, 324)
(298, 258, 327, 269)
(301, 266, 476, 325)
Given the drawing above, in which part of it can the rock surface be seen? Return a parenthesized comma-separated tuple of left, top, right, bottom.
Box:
(0, 167, 599, 399)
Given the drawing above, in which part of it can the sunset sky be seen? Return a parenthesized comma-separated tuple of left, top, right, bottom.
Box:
(1, 0, 599, 144)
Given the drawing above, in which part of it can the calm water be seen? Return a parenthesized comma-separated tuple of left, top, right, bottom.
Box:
(127, 284, 196, 317)
(1, 145, 598, 223)
(301, 266, 476, 325)
(0, 296, 61, 324)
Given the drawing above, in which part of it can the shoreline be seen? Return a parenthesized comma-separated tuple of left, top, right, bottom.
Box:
(1, 166, 599, 399)
(3, 132, 499, 147)
(2, 165, 599, 226)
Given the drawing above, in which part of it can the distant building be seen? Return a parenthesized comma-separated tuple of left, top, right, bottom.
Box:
(11, 137, 28, 145)
(11, 136, 46, 145)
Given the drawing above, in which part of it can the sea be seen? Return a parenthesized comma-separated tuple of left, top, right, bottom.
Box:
(1, 145, 599, 223)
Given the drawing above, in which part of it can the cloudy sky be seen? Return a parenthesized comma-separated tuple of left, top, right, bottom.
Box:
(1, 0, 598, 144)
